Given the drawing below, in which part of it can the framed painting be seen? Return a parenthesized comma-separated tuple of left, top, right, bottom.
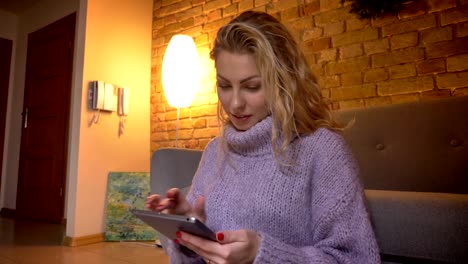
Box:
(104, 172, 158, 241)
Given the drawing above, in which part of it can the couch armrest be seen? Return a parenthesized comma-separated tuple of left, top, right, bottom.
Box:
(365, 190, 468, 263)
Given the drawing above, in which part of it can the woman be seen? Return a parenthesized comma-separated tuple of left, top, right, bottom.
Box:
(147, 11, 380, 264)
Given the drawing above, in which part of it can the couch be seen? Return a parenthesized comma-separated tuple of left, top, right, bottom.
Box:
(151, 95, 468, 263)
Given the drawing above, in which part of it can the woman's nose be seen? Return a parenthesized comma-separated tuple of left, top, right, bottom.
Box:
(231, 90, 245, 109)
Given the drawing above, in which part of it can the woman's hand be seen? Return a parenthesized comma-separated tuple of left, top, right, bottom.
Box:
(176, 229, 260, 264)
(145, 188, 206, 219)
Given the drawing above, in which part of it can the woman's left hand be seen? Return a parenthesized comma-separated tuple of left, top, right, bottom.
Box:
(176, 229, 260, 264)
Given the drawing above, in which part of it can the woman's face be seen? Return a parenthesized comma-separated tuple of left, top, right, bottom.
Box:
(215, 51, 269, 131)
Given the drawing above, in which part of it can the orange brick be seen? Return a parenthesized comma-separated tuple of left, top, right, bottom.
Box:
(302, 0, 320, 16)
(203, 17, 232, 32)
(330, 83, 376, 100)
(364, 96, 392, 107)
(322, 75, 341, 88)
(372, 47, 424, 68)
(166, 108, 190, 120)
(371, 13, 398, 27)
(388, 63, 416, 79)
(193, 118, 207, 129)
(341, 72, 362, 86)
(364, 68, 388, 83)
(193, 127, 220, 138)
(239, 0, 254, 13)
(303, 28, 323, 41)
(416, 59, 446, 74)
(168, 129, 193, 140)
(425, 38, 468, 59)
(254, 0, 268, 7)
(175, 6, 203, 21)
(382, 14, 436, 36)
(339, 43, 363, 59)
(456, 20, 468, 38)
(223, 4, 237, 16)
(447, 54, 468, 72)
(440, 5, 468, 26)
(390, 93, 420, 104)
(281, 6, 300, 21)
(332, 28, 379, 47)
(452, 87, 468, 96)
(303, 37, 331, 52)
(317, 48, 337, 63)
(363, 39, 389, 55)
(346, 18, 370, 31)
(159, 0, 192, 16)
(377, 76, 434, 95)
(421, 26, 453, 45)
(190, 105, 217, 117)
(320, 0, 341, 12)
(390, 32, 418, 50)
(398, 1, 427, 19)
(315, 7, 356, 26)
(437, 72, 468, 89)
(426, 0, 456, 13)
(324, 21, 344, 36)
(421, 89, 452, 100)
(203, 0, 231, 13)
(337, 99, 365, 110)
(326, 56, 370, 75)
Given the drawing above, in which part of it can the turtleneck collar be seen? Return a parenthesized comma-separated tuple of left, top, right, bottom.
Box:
(224, 116, 273, 157)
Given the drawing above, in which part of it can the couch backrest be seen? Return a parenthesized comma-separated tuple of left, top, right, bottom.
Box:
(333, 96, 468, 194)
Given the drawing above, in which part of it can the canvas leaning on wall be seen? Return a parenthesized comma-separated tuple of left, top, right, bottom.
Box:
(104, 172, 158, 241)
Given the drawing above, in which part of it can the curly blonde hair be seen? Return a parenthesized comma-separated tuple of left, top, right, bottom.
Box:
(210, 11, 341, 158)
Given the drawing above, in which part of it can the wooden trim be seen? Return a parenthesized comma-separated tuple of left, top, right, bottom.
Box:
(63, 233, 105, 247)
(0, 208, 15, 218)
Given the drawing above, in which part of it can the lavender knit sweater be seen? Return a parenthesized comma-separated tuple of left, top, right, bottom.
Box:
(168, 116, 380, 263)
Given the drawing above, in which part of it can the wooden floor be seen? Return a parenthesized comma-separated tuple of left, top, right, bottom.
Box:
(0, 217, 170, 264)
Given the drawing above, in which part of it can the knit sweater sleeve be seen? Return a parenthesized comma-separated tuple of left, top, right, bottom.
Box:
(254, 131, 380, 264)
(166, 139, 219, 264)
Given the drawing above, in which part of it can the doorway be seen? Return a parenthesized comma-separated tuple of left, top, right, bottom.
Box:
(0, 37, 13, 195)
(16, 13, 76, 223)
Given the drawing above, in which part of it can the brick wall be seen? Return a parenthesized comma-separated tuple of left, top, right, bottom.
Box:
(151, 0, 468, 151)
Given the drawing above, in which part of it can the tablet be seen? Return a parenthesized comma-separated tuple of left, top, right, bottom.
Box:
(131, 209, 217, 242)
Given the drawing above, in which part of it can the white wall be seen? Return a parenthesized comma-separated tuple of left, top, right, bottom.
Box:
(66, 0, 152, 238)
(0, 9, 18, 209)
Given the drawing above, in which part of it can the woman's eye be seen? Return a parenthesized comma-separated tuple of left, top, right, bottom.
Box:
(245, 85, 261, 91)
(217, 83, 231, 89)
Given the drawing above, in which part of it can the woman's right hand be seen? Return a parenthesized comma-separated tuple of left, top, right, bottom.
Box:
(145, 188, 206, 221)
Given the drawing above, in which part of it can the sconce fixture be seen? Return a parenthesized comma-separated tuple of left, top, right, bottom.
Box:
(162, 34, 201, 146)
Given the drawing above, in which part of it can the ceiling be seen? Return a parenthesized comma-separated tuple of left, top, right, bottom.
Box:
(0, 0, 41, 14)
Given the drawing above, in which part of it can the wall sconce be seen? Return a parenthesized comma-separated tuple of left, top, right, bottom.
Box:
(162, 34, 201, 146)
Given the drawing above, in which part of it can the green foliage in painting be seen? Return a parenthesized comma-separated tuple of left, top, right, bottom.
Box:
(104, 172, 158, 241)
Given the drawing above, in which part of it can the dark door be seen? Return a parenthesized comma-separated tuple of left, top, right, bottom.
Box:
(16, 13, 76, 223)
(0, 37, 13, 194)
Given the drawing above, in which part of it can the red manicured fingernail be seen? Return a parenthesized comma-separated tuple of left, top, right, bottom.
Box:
(176, 231, 182, 238)
(174, 239, 179, 244)
(217, 232, 224, 241)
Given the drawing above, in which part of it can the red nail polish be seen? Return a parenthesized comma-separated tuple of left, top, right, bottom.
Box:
(217, 232, 224, 241)
(176, 231, 182, 238)
(174, 238, 179, 244)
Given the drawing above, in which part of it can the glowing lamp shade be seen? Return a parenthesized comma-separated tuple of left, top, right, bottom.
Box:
(162, 34, 201, 108)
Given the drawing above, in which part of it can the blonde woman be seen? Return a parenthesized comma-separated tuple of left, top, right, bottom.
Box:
(147, 11, 380, 264)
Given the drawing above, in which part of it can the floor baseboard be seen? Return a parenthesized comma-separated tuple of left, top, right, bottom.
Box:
(63, 233, 105, 247)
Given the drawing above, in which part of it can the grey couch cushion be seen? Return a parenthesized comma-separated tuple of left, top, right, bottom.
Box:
(366, 190, 468, 263)
(333, 96, 468, 193)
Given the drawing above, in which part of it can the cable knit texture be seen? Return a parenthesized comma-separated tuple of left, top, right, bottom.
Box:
(168, 116, 380, 263)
